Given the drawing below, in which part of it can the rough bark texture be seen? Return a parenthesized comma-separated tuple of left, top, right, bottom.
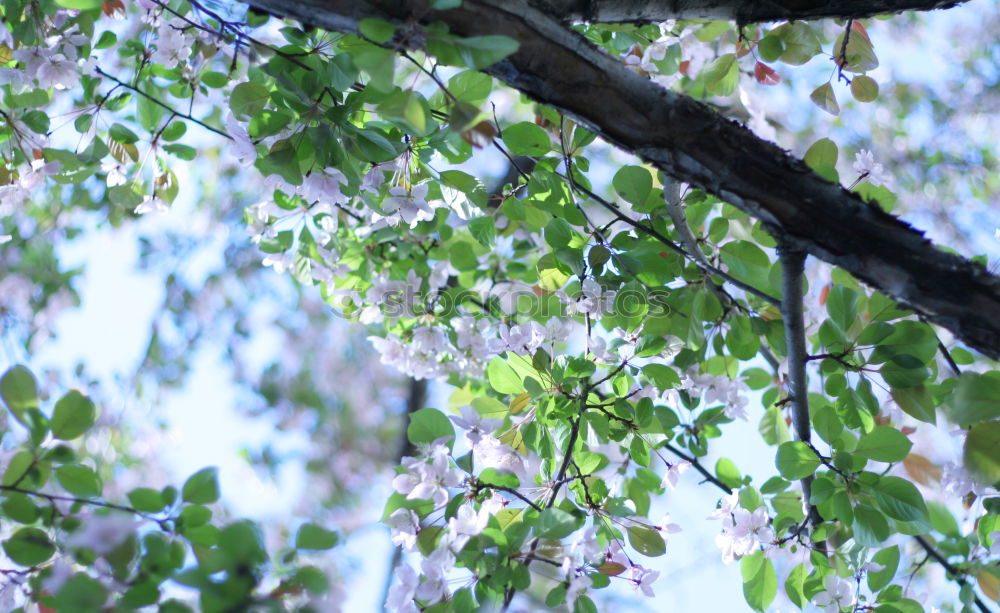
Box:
(248, 0, 1000, 358)
(530, 0, 967, 24)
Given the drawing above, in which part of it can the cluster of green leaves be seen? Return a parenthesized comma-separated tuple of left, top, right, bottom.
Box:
(0, 365, 338, 612)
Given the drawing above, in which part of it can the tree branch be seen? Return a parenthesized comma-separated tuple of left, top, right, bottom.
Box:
(380, 377, 427, 613)
(913, 535, 993, 613)
(529, 0, 967, 24)
(778, 245, 823, 531)
(246, 0, 1000, 359)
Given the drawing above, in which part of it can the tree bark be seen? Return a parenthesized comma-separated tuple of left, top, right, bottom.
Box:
(530, 0, 967, 24)
(247, 0, 1000, 358)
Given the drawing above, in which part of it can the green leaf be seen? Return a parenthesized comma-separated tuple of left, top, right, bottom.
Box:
(406, 407, 455, 447)
(715, 458, 742, 489)
(949, 373, 1000, 425)
(544, 218, 573, 248)
(740, 551, 777, 612)
(358, 18, 397, 44)
(127, 488, 166, 514)
(872, 476, 928, 523)
(834, 31, 879, 73)
(433, 35, 519, 70)
(891, 385, 936, 424)
(3, 527, 55, 566)
(964, 420, 1000, 485)
(613, 166, 652, 207)
(627, 524, 666, 557)
(468, 216, 496, 247)
(868, 321, 938, 365)
(535, 508, 577, 539)
(759, 405, 791, 446)
(54, 0, 101, 9)
(867, 545, 900, 592)
(377, 89, 430, 135)
(702, 53, 739, 96)
(1, 365, 38, 425)
(757, 35, 785, 63)
(503, 122, 549, 156)
(643, 364, 680, 390)
(720, 241, 771, 289)
(52, 574, 108, 613)
(851, 75, 879, 102)
(854, 504, 890, 547)
(229, 82, 271, 119)
(774, 22, 821, 65)
(162, 144, 196, 161)
(55, 464, 102, 498)
(471, 396, 508, 419)
(813, 405, 843, 446)
(487, 357, 526, 395)
(295, 523, 340, 550)
(810, 83, 840, 116)
(182, 467, 220, 505)
(854, 427, 912, 462)
(785, 563, 807, 608)
(108, 123, 139, 144)
(50, 390, 98, 440)
(775, 441, 821, 480)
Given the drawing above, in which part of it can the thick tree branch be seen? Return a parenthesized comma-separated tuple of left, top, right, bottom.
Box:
(247, 0, 1000, 358)
(530, 0, 967, 24)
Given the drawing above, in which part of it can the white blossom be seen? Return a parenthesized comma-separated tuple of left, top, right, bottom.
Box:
(715, 506, 774, 564)
(655, 514, 682, 544)
(225, 113, 257, 166)
(566, 572, 592, 603)
(386, 509, 420, 551)
(560, 525, 601, 574)
(380, 184, 435, 228)
(385, 564, 420, 613)
(261, 253, 293, 274)
(134, 195, 169, 215)
(299, 167, 348, 208)
(151, 20, 195, 69)
(630, 564, 660, 597)
(392, 441, 463, 507)
(450, 405, 501, 448)
(661, 461, 691, 490)
(853, 149, 891, 188)
(812, 575, 855, 613)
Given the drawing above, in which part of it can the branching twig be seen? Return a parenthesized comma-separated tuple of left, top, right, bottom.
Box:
(502, 382, 589, 611)
(0, 484, 171, 531)
(914, 535, 993, 613)
(566, 178, 780, 307)
(93, 67, 230, 139)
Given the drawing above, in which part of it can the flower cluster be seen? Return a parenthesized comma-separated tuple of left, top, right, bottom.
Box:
(710, 491, 775, 563)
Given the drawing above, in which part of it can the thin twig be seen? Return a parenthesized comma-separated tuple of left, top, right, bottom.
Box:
(0, 484, 171, 531)
(93, 67, 230, 139)
(566, 178, 781, 307)
(913, 535, 993, 613)
(661, 442, 730, 492)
